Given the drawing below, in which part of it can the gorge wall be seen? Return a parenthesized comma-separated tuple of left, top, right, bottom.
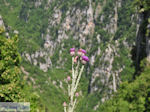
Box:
(0, 0, 147, 111)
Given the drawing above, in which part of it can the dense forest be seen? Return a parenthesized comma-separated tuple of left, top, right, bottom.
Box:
(0, 0, 150, 112)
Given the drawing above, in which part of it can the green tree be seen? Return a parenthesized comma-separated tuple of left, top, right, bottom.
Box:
(134, 0, 150, 12)
(0, 28, 45, 111)
(0, 28, 24, 101)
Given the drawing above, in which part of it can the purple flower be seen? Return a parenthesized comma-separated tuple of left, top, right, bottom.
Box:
(75, 92, 79, 97)
(78, 49, 86, 56)
(81, 56, 89, 64)
(70, 48, 75, 52)
(70, 48, 75, 56)
(82, 56, 89, 61)
(81, 49, 86, 54)
(67, 76, 71, 81)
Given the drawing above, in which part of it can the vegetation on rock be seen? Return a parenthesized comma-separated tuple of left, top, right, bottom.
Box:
(0, 0, 149, 112)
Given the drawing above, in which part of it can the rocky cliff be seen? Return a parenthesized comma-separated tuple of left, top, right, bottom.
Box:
(0, 0, 144, 111)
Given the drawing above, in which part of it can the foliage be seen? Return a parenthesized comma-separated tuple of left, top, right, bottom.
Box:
(0, 0, 149, 112)
(23, 84, 46, 112)
(134, 0, 150, 12)
(98, 66, 150, 112)
(0, 31, 23, 101)
(0, 29, 44, 111)
(21, 59, 67, 112)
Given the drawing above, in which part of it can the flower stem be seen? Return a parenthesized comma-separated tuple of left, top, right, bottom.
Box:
(74, 65, 84, 93)
(64, 107, 67, 112)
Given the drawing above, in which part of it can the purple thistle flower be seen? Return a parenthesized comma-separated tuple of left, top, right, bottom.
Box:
(78, 49, 86, 56)
(70, 48, 75, 56)
(70, 48, 75, 52)
(75, 92, 79, 97)
(81, 49, 86, 54)
(67, 76, 71, 81)
(81, 56, 89, 64)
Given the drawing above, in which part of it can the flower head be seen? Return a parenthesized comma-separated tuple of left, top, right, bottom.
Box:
(67, 76, 71, 81)
(81, 56, 89, 64)
(70, 48, 75, 56)
(75, 92, 79, 97)
(78, 49, 86, 56)
(63, 102, 67, 107)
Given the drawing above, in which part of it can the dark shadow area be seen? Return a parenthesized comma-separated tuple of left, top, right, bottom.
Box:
(131, 10, 150, 79)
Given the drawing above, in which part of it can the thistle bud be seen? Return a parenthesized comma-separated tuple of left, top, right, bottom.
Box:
(81, 56, 89, 64)
(74, 56, 79, 63)
(75, 92, 79, 97)
(67, 76, 71, 81)
(63, 102, 67, 107)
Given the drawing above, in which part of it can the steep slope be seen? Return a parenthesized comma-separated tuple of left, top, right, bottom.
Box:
(97, 66, 150, 112)
(0, 0, 140, 111)
(97, 1, 150, 111)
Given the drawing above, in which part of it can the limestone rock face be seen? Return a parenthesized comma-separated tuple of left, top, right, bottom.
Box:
(2, 0, 141, 109)
(20, 0, 138, 99)
(23, 50, 52, 72)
